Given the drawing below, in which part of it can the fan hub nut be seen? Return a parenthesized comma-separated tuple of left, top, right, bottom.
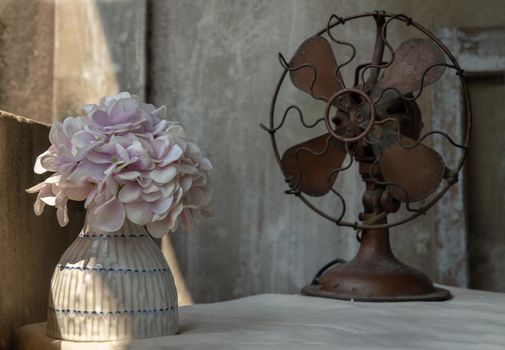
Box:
(325, 88, 376, 143)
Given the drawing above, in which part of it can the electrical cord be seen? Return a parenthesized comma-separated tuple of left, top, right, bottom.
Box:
(310, 258, 346, 285)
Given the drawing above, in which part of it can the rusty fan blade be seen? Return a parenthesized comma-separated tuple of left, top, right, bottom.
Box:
(377, 39, 445, 97)
(375, 95, 424, 140)
(281, 133, 347, 197)
(289, 36, 345, 101)
(377, 132, 445, 202)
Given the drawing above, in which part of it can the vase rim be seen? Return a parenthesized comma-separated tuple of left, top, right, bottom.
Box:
(81, 219, 149, 237)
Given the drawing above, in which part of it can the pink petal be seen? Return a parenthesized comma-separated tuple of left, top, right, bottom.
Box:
(160, 144, 183, 166)
(117, 171, 141, 180)
(86, 151, 113, 164)
(92, 190, 108, 206)
(167, 203, 184, 230)
(175, 163, 197, 175)
(45, 175, 61, 184)
(180, 175, 193, 192)
(34, 183, 56, 208)
(63, 116, 84, 136)
(26, 181, 45, 194)
(84, 188, 97, 208)
(34, 198, 45, 216)
(150, 165, 177, 183)
(125, 201, 153, 225)
(192, 172, 208, 186)
(40, 154, 59, 172)
(152, 196, 173, 215)
(65, 183, 93, 201)
(138, 177, 152, 187)
(146, 217, 169, 238)
(185, 142, 202, 159)
(91, 110, 110, 126)
(167, 124, 186, 138)
(40, 195, 56, 206)
(89, 197, 125, 232)
(34, 151, 49, 174)
(57, 207, 69, 227)
(141, 191, 162, 202)
(55, 191, 67, 208)
(160, 182, 177, 198)
(152, 120, 168, 135)
(72, 130, 96, 148)
(110, 97, 138, 121)
(199, 158, 212, 171)
(152, 139, 168, 159)
(105, 175, 119, 196)
(151, 105, 167, 118)
(82, 103, 97, 115)
(68, 161, 108, 184)
(126, 140, 144, 155)
(115, 143, 129, 161)
(48, 121, 65, 146)
(142, 182, 159, 193)
(118, 183, 141, 203)
(172, 187, 183, 203)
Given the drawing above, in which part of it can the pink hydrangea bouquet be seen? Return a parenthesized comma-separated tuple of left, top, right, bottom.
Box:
(26, 92, 212, 237)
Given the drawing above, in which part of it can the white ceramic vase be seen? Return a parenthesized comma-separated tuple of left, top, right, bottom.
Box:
(47, 220, 178, 341)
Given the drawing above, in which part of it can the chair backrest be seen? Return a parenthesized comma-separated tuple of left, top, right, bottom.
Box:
(0, 111, 85, 350)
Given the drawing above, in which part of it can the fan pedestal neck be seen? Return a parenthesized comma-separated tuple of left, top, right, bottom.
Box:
(301, 149, 451, 302)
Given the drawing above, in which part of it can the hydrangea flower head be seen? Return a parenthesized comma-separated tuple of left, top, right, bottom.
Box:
(27, 92, 212, 237)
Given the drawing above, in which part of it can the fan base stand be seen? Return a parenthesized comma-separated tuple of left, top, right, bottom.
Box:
(301, 227, 452, 302)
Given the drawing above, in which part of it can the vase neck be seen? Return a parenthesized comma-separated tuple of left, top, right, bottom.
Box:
(81, 220, 148, 237)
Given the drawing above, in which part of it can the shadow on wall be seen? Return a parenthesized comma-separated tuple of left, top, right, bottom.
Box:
(95, 0, 195, 305)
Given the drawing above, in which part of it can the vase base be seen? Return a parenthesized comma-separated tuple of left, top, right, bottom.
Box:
(47, 306, 178, 341)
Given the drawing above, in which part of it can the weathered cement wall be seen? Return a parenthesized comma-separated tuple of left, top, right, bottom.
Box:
(149, 0, 365, 303)
(0, 0, 55, 122)
(0, 0, 145, 122)
(53, 0, 146, 118)
(0, 112, 85, 350)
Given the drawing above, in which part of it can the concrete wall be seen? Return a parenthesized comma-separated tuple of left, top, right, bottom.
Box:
(0, 0, 145, 122)
(0, 0, 55, 122)
(54, 0, 146, 118)
(149, 0, 368, 303)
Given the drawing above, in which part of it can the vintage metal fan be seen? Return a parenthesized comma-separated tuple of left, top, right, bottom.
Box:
(262, 11, 471, 301)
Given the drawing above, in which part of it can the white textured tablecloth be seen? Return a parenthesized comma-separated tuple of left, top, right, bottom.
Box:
(17, 286, 505, 350)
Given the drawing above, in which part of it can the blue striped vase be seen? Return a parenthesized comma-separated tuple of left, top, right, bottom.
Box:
(46, 220, 178, 341)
